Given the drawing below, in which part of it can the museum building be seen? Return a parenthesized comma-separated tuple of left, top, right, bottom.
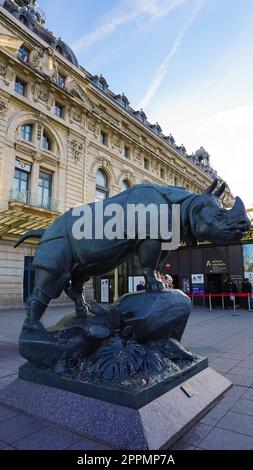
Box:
(0, 0, 251, 306)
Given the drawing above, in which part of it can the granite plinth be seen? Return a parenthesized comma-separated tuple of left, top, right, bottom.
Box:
(18, 357, 208, 409)
(0, 367, 232, 450)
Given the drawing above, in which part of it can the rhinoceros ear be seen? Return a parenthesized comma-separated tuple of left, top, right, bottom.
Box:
(214, 182, 226, 198)
(203, 178, 218, 195)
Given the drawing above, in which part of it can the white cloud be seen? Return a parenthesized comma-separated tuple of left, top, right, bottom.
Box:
(137, 0, 205, 109)
(193, 106, 253, 206)
(157, 104, 253, 207)
(71, 0, 188, 52)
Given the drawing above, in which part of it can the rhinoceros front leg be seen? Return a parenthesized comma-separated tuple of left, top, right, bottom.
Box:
(64, 272, 90, 318)
(137, 240, 164, 292)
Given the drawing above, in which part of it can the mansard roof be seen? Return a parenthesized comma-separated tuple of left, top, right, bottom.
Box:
(3, 0, 78, 66)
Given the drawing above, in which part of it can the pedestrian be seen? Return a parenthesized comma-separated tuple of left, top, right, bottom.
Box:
(207, 280, 217, 309)
(223, 279, 231, 309)
(241, 278, 252, 309)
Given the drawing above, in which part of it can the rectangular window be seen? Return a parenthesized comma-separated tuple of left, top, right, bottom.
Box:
(100, 131, 107, 146)
(54, 102, 64, 118)
(124, 146, 130, 159)
(38, 171, 52, 209)
(56, 74, 66, 88)
(18, 46, 30, 63)
(160, 168, 165, 179)
(174, 177, 178, 186)
(15, 77, 26, 96)
(13, 160, 31, 203)
(21, 124, 33, 142)
(144, 158, 150, 170)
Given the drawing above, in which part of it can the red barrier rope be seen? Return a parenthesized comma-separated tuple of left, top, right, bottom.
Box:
(187, 293, 252, 298)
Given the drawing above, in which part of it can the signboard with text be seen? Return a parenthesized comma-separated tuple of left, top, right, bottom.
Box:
(203, 247, 228, 273)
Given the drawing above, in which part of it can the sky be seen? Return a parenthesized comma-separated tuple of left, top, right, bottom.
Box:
(38, 0, 253, 207)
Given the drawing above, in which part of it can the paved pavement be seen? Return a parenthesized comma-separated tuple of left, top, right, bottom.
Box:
(0, 305, 253, 450)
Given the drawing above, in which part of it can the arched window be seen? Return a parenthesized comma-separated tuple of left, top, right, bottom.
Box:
(96, 169, 109, 201)
(121, 180, 130, 192)
(18, 46, 30, 63)
(42, 132, 52, 151)
(21, 124, 33, 142)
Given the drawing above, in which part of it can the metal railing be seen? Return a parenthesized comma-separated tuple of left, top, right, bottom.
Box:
(188, 293, 253, 313)
(10, 190, 59, 212)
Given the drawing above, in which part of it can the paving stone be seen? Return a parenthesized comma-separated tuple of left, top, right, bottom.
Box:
(0, 440, 8, 449)
(172, 423, 212, 448)
(0, 361, 20, 371)
(242, 388, 253, 401)
(1, 446, 17, 450)
(199, 427, 253, 450)
(225, 385, 247, 399)
(200, 398, 236, 426)
(211, 359, 241, 373)
(0, 414, 49, 444)
(0, 404, 22, 423)
(172, 443, 196, 450)
(0, 370, 16, 379)
(14, 425, 82, 450)
(226, 373, 253, 387)
(67, 439, 110, 450)
(229, 366, 253, 378)
(231, 399, 253, 417)
(217, 411, 253, 436)
(238, 361, 253, 370)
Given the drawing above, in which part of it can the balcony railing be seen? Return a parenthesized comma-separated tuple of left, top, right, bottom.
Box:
(10, 190, 60, 212)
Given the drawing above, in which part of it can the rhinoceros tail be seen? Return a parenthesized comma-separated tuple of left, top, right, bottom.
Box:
(14, 229, 46, 248)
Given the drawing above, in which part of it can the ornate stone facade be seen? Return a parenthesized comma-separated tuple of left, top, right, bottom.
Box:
(0, 1, 234, 305)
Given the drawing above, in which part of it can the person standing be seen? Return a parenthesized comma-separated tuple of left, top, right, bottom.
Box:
(241, 278, 252, 309)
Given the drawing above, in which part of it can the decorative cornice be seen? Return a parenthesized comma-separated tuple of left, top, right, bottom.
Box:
(15, 141, 36, 156)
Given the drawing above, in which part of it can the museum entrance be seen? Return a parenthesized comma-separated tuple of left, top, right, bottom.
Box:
(205, 273, 228, 307)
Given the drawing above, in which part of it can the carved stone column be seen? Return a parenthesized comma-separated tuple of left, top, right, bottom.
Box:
(30, 153, 41, 196)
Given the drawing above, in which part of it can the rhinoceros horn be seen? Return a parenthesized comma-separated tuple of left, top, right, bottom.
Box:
(214, 182, 226, 198)
(203, 178, 218, 195)
(229, 196, 245, 214)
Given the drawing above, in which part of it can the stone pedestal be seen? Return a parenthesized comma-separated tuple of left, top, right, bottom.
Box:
(0, 367, 231, 450)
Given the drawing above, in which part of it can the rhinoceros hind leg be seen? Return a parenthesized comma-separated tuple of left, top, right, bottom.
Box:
(137, 240, 164, 292)
(64, 272, 90, 318)
(24, 268, 70, 330)
(24, 288, 50, 331)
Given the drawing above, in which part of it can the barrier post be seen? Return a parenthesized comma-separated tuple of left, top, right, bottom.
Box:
(209, 294, 212, 311)
(232, 295, 239, 315)
(222, 293, 224, 310)
(191, 293, 194, 309)
(248, 294, 251, 311)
